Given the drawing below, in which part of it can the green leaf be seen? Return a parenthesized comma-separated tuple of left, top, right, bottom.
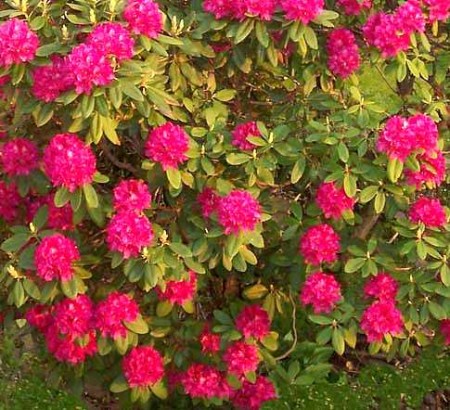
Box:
(83, 184, 99, 209)
(332, 328, 345, 355)
(344, 258, 366, 273)
(387, 157, 404, 183)
(110, 374, 129, 393)
(359, 186, 379, 204)
(101, 116, 120, 145)
(156, 301, 173, 317)
(309, 315, 333, 325)
(54, 187, 71, 208)
(234, 19, 255, 44)
(226, 153, 250, 165)
(23, 279, 41, 300)
(215, 89, 236, 102)
(150, 381, 168, 400)
(122, 84, 144, 102)
(12, 281, 26, 307)
(32, 205, 48, 230)
(243, 284, 268, 300)
(168, 243, 192, 258)
(36, 42, 62, 57)
(429, 302, 447, 320)
(213, 309, 233, 325)
(1, 234, 29, 253)
(343, 174, 357, 197)
(35, 105, 54, 127)
(124, 315, 149, 334)
(61, 279, 78, 299)
(337, 142, 349, 163)
(291, 157, 306, 184)
(374, 192, 386, 214)
(255, 21, 269, 47)
(166, 168, 181, 189)
(181, 300, 195, 314)
(261, 332, 279, 351)
(304, 26, 318, 49)
(440, 264, 450, 287)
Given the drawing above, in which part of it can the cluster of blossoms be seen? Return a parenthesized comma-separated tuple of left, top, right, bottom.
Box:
(336, 0, 372, 15)
(232, 121, 260, 151)
(123, 345, 164, 388)
(43, 133, 96, 192)
(198, 188, 262, 235)
(145, 122, 190, 171)
(361, 273, 403, 342)
(27, 293, 143, 363)
(363, 0, 425, 57)
(424, 0, 450, 22)
(95, 292, 139, 340)
(31, 56, 74, 102)
(0, 18, 39, 67)
(27, 296, 97, 364)
(315, 181, 355, 219)
(203, 0, 324, 23)
(34, 234, 80, 282)
(408, 196, 447, 228)
(326, 28, 361, 79)
(0, 138, 39, 176)
(156, 271, 197, 306)
(232, 376, 277, 410)
(300, 272, 342, 313)
(235, 305, 271, 340)
(299, 223, 340, 265)
(377, 114, 445, 188)
(123, 0, 163, 39)
(0, 181, 21, 222)
(223, 340, 260, 375)
(31, 1, 161, 98)
(106, 179, 154, 259)
(26, 193, 74, 231)
(181, 363, 230, 399)
(199, 325, 221, 353)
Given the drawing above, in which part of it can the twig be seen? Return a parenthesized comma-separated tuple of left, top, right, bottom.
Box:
(374, 64, 398, 95)
(100, 140, 140, 176)
(275, 291, 298, 361)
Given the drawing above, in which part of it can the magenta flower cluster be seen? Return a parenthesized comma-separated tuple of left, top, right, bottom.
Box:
(300, 223, 341, 266)
(315, 181, 355, 219)
(300, 271, 342, 313)
(327, 28, 361, 79)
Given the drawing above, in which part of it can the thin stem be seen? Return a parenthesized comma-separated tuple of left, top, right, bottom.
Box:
(275, 291, 298, 361)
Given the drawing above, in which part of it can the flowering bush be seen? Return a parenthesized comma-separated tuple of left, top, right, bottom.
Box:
(0, 0, 449, 408)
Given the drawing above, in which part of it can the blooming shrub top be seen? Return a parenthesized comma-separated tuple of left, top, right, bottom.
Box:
(300, 272, 342, 313)
(232, 121, 260, 151)
(112, 179, 152, 213)
(0, 138, 39, 176)
(122, 346, 164, 388)
(299, 224, 340, 265)
(235, 305, 271, 340)
(315, 181, 355, 219)
(43, 133, 96, 192)
(123, 0, 163, 39)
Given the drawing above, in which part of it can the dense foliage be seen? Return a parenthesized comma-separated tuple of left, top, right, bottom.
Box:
(0, 0, 449, 408)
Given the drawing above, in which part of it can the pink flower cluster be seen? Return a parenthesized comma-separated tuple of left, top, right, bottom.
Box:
(235, 305, 270, 340)
(364, 273, 398, 301)
(377, 114, 439, 162)
(224, 341, 260, 375)
(424, 0, 450, 21)
(280, 0, 324, 24)
(157, 271, 197, 305)
(441, 319, 450, 345)
(405, 150, 446, 189)
(203, 0, 277, 21)
(300, 272, 342, 313)
(315, 181, 355, 219)
(0, 138, 39, 176)
(67, 44, 115, 95)
(300, 224, 340, 266)
(327, 28, 361, 79)
(0, 19, 39, 67)
(181, 363, 230, 399)
(31, 56, 74, 102)
(123, 346, 164, 388)
(408, 196, 446, 228)
(200, 326, 221, 353)
(106, 211, 154, 258)
(0, 181, 21, 222)
(43, 133, 96, 192)
(362, 272, 403, 342)
(231, 376, 276, 410)
(363, 1, 425, 58)
(232, 121, 260, 151)
(95, 292, 139, 340)
(218, 189, 262, 235)
(28, 296, 97, 364)
(360, 300, 404, 342)
(336, 0, 372, 15)
(34, 234, 80, 282)
(145, 122, 190, 171)
(123, 0, 163, 39)
(87, 22, 135, 61)
(26, 193, 74, 231)
(197, 188, 220, 218)
(113, 179, 152, 213)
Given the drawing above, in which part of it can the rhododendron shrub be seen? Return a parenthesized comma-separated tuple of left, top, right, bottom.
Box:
(0, 0, 449, 408)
